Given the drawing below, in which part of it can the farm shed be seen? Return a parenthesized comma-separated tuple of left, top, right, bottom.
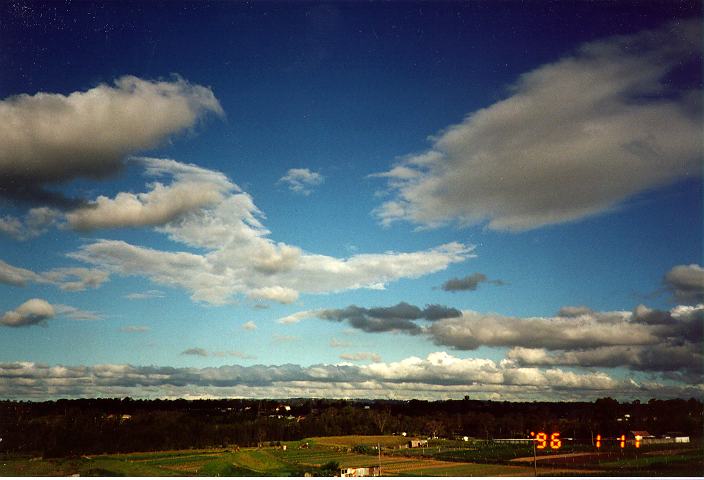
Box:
(340, 466, 381, 477)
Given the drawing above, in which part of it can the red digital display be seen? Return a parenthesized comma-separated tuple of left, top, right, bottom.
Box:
(530, 431, 561, 450)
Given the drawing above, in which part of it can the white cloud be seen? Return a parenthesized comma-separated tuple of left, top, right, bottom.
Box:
(248, 286, 299, 304)
(0, 76, 222, 205)
(278, 310, 320, 325)
(1, 298, 55, 327)
(372, 19, 702, 231)
(241, 321, 257, 331)
(69, 161, 473, 305)
(278, 168, 324, 195)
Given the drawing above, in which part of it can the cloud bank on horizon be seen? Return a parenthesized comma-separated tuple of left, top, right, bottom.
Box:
(0, 10, 701, 401)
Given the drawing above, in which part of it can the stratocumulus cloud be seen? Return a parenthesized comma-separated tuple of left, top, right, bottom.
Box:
(0, 76, 222, 206)
(372, 19, 702, 231)
(282, 301, 703, 375)
(665, 264, 704, 305)
(3, 352, 698, 401)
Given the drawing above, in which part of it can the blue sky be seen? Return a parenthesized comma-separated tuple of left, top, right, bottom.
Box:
(0, 1, 701, 401)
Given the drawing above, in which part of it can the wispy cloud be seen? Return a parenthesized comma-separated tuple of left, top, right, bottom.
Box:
(339, 352, 382, 362)
(0, 258, 108, 292)
(124, 290, 166, 300)
(120, 325, 150, 333)
(241, 321, 257, 331)
(181, 347, 256, 359)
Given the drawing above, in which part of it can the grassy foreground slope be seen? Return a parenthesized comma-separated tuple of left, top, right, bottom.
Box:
(1, 435, 700, 476)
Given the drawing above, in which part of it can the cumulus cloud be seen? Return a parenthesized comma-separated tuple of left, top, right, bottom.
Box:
(440, 273, 504, 292)
(0, 299, 103, 327)
(68, 162, 473, 305)
(665, 264, 704, 305)
(0, 258, 108, 292)
(1, 299, 55, 327)
(2, 352, 698, 401)
(241, 321, 257, 331)
(66, 157, 233, 230)
(372, 19, 702, 231)
(278, 168, 324, 195)
(316, 302, 462, 334)
(0, 76, 222, 206)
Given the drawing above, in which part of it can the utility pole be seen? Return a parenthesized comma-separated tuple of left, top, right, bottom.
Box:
(533, 438, 537, 477)
(378, 442, 381, 477)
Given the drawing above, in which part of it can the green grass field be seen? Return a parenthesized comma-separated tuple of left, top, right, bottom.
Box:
(1, 436, 700, 476)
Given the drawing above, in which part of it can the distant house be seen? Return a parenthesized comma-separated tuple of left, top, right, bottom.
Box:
(340, 466, 381, 477)
(407, 439, 428, 448)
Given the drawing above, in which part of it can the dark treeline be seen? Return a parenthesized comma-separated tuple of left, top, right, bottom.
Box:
(0, 397, 701, 457)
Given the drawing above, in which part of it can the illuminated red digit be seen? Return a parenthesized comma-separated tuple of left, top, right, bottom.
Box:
(595, 434, 601, 449)
(550, 432, 562, 449)
(536, 432, 547, 449)
(619, 434, 625, 448)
